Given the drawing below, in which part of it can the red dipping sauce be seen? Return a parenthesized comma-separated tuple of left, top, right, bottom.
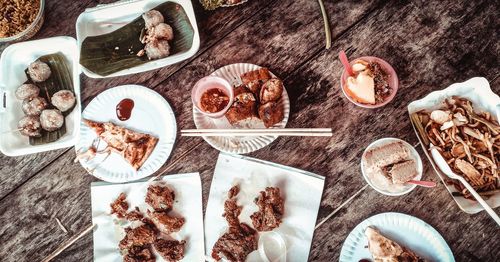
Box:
(116, 98, 134, 121)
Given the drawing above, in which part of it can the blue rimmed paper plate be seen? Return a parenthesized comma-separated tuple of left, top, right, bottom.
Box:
(340, 212, 454, 262)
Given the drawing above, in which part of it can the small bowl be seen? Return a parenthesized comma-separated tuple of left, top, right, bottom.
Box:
(0, 0, 45, 44)
(340, 56, 399, 109)
(191, 76, 234, 118)
(361, 138, 423, 196)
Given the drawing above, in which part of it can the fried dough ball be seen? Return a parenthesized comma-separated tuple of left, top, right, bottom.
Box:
(142, 10, 164, 29)
(51, 90, 76, 112)
(28, 61, 51, 82)
(145, 39, 170, 60)
(18, 116, 42, 137)
(22, 96, 48, 116)
(152, 23, 174, 41)
(40, 109, 64, 131)
(15, 84, 39, 100)
(260, 78, 284, 104)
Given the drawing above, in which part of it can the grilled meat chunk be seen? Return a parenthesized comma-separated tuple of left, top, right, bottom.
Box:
(110, 193, 129, 218)
(147, 210, 185, 234)
(250, 187, 284, 231)
(154, 239, 186, 262)
(258, 101, 285, 128)
(145, 184, 175, 211)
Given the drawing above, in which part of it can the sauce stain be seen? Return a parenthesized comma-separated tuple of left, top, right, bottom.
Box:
(116, 98, 134, 121)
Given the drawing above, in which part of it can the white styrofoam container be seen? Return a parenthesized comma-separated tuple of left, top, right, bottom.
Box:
(0, 36, 82, 156)
(408, 77, 500, 214)
(76, 0, 200, 78)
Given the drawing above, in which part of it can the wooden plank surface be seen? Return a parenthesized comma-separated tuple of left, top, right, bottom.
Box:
(0, 0, 499, 261)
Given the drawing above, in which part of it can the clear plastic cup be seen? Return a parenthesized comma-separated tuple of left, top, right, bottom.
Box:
(340, 56, 399, 108)
(191, 76, 234, 118)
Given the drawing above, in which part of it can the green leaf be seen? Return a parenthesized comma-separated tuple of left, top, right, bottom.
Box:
(80, 2, 195, 76)
(26, 52, 74, 145)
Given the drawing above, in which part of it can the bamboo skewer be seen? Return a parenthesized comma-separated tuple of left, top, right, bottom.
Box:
(41, 224, 96, 262)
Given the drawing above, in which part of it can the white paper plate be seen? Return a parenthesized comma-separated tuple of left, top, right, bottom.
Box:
(0, 36, 81, 156)
(340, 212, 454, 262)
(361, 138, 423, 196)
(193, 63, 290, 154)
(205, 153, 325, 262)
(91, 172, 205, 262)
(407, 77, 500, 214)
(76, 85, 176, 183)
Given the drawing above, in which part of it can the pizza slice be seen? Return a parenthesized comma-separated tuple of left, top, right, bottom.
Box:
(365, 226, 425, 262)
(83, 119, 158, 170)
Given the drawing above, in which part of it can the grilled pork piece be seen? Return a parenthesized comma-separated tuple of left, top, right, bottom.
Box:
(125, 207, 144, 221)
(240, 68, 272, 95)
(212, 185, 258, 261)
(251, 187, 285, 231)
(123, 244, 155, 262)
(110, 193, 129, 218)
(154, 239, 186, 262)
(119, 224, 157, 250)
(260, 78, 283, 104)
(147, 210, 185, 234)
(145, 184, 175, 211)
(365, 227, 425, 262)
(225, 85, 258, 125)
(258, 101, 285, 128)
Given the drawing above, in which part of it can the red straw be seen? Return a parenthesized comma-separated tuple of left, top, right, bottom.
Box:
(339, 50, 354, 76)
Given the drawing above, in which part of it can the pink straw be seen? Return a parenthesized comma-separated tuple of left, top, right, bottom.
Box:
(339, 50, 354, 76)
(407, 180, 437, 188)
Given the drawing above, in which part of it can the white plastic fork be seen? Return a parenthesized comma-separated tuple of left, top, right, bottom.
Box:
(430, 144, 500, 226)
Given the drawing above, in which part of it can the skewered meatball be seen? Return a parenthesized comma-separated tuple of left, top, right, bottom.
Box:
(142, 10, 164, 29)
(152, 23, 174, 41)
(145, 39, 170, 60)
(51, 90, 76, 112)
(18, 116, 42, 137)
(28, 61, 51, 82)
(40, 109, 64, 131)
(15, 84, 39, 100)
(260, 78, 283, 104)
(22, 97, 48, 116)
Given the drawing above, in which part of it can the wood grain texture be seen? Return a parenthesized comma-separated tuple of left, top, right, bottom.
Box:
(0, 0, 272, 204)
(0, 0, 499, 261)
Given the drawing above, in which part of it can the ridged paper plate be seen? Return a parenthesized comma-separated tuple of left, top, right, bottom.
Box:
(76, 85, 176, 183)
(192, 63, 290, 154)
(340, 212, 454, 262)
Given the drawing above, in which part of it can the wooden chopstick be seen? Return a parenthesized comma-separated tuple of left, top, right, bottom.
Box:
(182, 128, 332, 133)
(181, 128, 332, 137)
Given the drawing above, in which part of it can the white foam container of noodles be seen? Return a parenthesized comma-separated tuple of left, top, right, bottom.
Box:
(76, 0, 200, 78)
(0, 36, 82, 156)
(408, 77, 500, 214)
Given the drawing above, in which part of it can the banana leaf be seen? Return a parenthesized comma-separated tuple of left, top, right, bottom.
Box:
(25, 52, 74, 145)
(80, 2, 194, 77)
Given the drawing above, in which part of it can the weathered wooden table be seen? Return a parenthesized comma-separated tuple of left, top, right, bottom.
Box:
(0, 0, 499, 261)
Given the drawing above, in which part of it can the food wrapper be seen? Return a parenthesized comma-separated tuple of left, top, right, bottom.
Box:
(90, 172, 205, 261)
(205, 153, 325, 261)
(407, 77, 500, 214)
